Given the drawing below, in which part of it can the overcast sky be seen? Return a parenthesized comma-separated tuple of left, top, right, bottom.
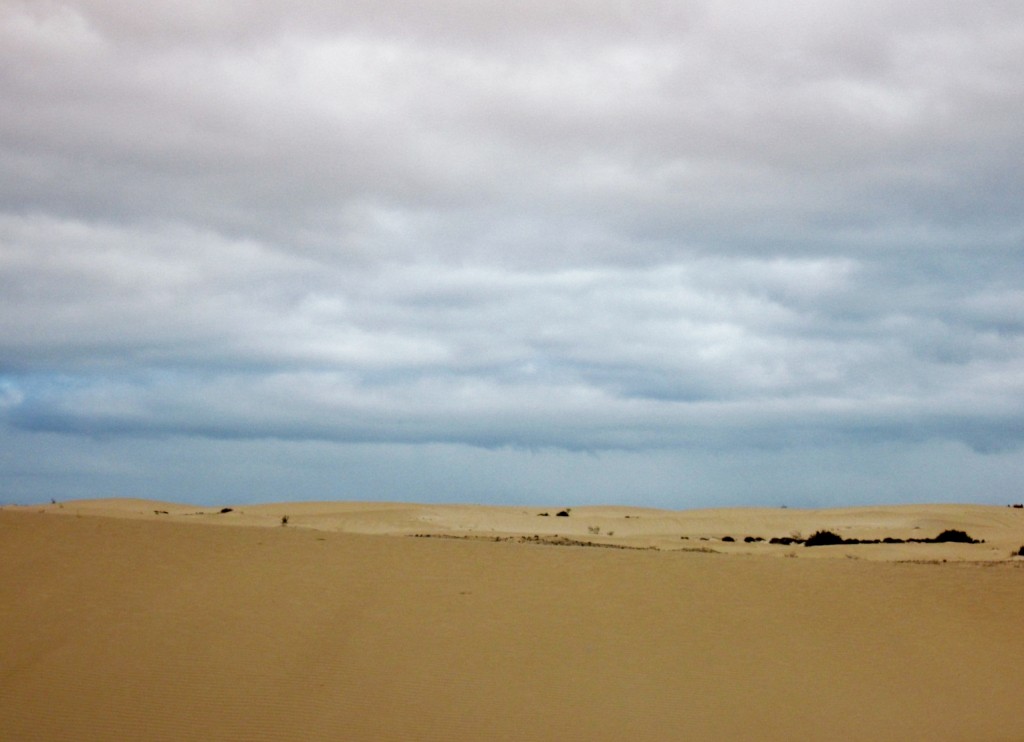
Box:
(2, 0, 1023, 508)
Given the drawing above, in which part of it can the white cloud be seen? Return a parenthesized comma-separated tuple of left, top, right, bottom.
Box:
(2, 1, 1023, 503)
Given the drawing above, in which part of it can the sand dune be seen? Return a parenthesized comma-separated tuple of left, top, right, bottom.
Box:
(2, 500, 1024, 740)
(37, 497, 1024, 560)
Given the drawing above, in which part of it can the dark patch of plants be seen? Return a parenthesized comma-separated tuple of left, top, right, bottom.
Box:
(932, 529, 979, 543)
(721, 536, 734, 542)
(556, 509, 570, 517)
(805, 530, 845, 547)
(800, 528, 983, 547)
(744, 536, 764, 543)
(769, 536, 804, 545)
(219, 507, 233, 514)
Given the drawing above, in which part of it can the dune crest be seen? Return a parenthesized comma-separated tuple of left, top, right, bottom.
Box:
(28, 498, 1024, 561)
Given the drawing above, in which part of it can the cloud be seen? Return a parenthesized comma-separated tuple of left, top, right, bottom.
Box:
(3, 216, 1021, 455)
(2, 1, 1023, 503)
(4, 1, 1021, 253)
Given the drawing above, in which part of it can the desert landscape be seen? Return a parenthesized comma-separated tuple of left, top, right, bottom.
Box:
(3, 499, 1024, 741)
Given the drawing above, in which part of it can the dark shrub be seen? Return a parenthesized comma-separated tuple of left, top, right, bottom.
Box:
(556, 510, 570, 517)
(219, 507, 233, 514)
(1015, 545, 1024, 557)
(804, 530, 845, 547)
(933, 529, 978, 544)
(721, 536, 734, 542)
(770, 536, 801, 545)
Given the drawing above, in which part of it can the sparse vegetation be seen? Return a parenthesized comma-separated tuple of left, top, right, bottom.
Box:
(805, 530, 845, 547)
(800, 528, 983, 547)
(281, 515, 289, 526)
(933, 529, 979, 544)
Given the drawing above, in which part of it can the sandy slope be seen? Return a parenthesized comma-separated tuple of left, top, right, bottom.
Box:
(2, 500, 1024, 741)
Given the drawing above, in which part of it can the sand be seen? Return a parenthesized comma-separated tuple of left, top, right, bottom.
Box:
(2, 499, 1024, 741)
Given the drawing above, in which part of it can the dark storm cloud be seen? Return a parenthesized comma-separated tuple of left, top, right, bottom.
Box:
(2, 1, 1023, 504)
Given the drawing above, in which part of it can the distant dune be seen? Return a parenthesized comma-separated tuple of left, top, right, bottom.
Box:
(3, 500, 1024, 741)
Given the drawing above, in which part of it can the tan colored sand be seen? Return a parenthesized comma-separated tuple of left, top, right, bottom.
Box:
(3, 500, 1024, 741)
(42, 497, 1024, 560)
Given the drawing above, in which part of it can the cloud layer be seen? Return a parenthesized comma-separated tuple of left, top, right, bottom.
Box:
(2, 1, 1023, 505)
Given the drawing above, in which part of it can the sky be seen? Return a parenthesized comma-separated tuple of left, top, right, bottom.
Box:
(2, 0, 1023, 508)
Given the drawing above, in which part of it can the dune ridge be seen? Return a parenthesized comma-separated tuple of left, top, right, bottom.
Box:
(27, 497, 1024, 561)
(2, 500, 1024, 741)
